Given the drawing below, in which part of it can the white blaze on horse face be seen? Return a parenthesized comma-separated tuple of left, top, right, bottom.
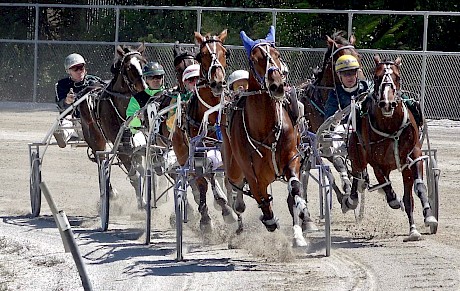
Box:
(131, 57, 147, 90)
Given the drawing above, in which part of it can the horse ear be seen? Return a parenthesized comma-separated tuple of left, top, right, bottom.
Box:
(374, 54, 381, 64)
(173, 41, 181, 58)
(240, 30, 255, 57)
(218, 29, 228, 43)
(395, 57, 402, 67)
(265, 25, 276, 43)
(194, 31, 204, 45)
(136, 43, 145, 55)
(349, 34, 356, 45)
(116, 45, 124, 57)
(326, 35, 334, 48)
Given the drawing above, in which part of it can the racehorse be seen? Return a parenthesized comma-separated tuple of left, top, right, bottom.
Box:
(171, 30, 237, 232)
(80, 44, 147, 208)
(222, 26, 313, 247)
(298, 31, 366, 208)
(298, 30, 363, 133)
(347, 55, 438, 241)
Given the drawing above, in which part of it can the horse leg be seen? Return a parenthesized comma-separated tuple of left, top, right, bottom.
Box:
(401, 168, 422, 241)
(249, 178, 278, 232)
(209, 174, 237, 224)
(373, 168, 403, 210)
(189, 176, 212, 233)
(331, 155, 350, 200)
(412, 158, 438, 228)
(345, 133, 367, 213)
(287, 169, 314, 246)
(226, 178, 246, 234)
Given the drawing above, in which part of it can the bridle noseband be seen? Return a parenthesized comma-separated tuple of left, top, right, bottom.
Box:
(249, 43, 287, 99)
(198, 37, 227, 88)
(375, 61, 401, 114)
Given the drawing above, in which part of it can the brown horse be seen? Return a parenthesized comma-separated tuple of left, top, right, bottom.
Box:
(80, 44, 148, 208)
(171, 30, 236, 232)
(222, 26, 313, 247)
(347, 55, 438, 241)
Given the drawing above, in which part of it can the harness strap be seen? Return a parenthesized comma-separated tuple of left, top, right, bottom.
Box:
(368, 102, 410, 171)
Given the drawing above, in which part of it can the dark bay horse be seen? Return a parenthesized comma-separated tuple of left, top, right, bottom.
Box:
(222, 26, 313, 247)
(298, 31, 367, 209)
(347, 55, 438, 241)
(299, 30, 363, 133)
(171, 30, 236, 232)
(80, 44, 147, 208)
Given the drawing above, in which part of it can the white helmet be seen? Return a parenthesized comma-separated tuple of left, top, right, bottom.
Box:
(228, 70, 249, 88)
(182, 64, 201, 82)
(64, 53, 86, 71)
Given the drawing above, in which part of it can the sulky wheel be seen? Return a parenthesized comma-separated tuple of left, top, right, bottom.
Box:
(99, 159, 110, 232)
(174, 174, 186, 261)
(427, 156, 440, 234)
(29, 151, 42, 217)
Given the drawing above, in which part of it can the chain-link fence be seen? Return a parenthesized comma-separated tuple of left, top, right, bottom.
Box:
(0, 4, 459, 120)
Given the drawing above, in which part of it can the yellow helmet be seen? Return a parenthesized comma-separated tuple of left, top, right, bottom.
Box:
(335, 55, 360, 72)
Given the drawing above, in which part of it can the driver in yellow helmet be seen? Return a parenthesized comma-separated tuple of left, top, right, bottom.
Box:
(324, 54, 369, 119)
(324, 54, 370, 214)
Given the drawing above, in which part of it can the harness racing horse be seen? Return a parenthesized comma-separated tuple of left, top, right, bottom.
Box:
(222, 26, 313, 247)
(298, 31, 363, 133)
(298, 31, 367, 209)
(171, 30, 237, 232)
(85, 44, 148, 208)
(347, 55, 438, 241)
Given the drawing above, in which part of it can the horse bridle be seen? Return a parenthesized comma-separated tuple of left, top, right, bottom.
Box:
(197, 38, 227, 87)
(119, 51, 145, 94)
(249, 43, 287, 99)
(376, 61, 401, 104)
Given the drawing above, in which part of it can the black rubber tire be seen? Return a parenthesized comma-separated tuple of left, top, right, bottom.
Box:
(29, 151, 42, 217)
(145, 169, 152, 245)
(428, 156, 439, 234)
(174, 176, 185, 261)
(99, 160, 110, 232)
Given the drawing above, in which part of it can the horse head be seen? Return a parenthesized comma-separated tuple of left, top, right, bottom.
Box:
(373, 54, 402, 117)
(194, 29, 229, 96)
(112, 44, 147, 94)
(173, 41, 198, 92)
(323, 31, 363, 86)
(241, 26, 286, 100)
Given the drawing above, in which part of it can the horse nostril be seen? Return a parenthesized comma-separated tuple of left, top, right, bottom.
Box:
(391, 101, 397, 108)
(378, 101, 386, 108)
(210, 82, 217, 89)
(269, 84, 278, 92)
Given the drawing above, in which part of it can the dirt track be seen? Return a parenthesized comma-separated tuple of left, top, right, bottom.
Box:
(1, 101, 460, 290)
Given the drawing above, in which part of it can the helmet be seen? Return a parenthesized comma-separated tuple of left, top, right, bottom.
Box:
(143, 62, 165, 76)
(227, 70, 249, 88)
(335, 55, 360, 72)
(64, 53, 86, 70)
(182, 64, 201, 82)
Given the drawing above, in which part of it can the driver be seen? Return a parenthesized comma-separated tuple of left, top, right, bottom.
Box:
(324, 54, 370, 213)
(54, 53, 104, 148)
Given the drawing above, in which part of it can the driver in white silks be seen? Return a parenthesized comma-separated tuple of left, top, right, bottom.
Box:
(324, 54, 371, 213)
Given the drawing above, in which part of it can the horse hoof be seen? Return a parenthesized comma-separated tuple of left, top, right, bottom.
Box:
(403, 229, 422, 242)
(221, 205, 238, 224)
(292, 225, 308, 247)
(341, 196, 358, 214)
(200, 218, 213, 233)
(260, 215, 279, 232)
(302, 221, 319, 232)
(424, 216, 438, 227)
(234, 201, 246, 214)
(388, 198, 403, 210)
